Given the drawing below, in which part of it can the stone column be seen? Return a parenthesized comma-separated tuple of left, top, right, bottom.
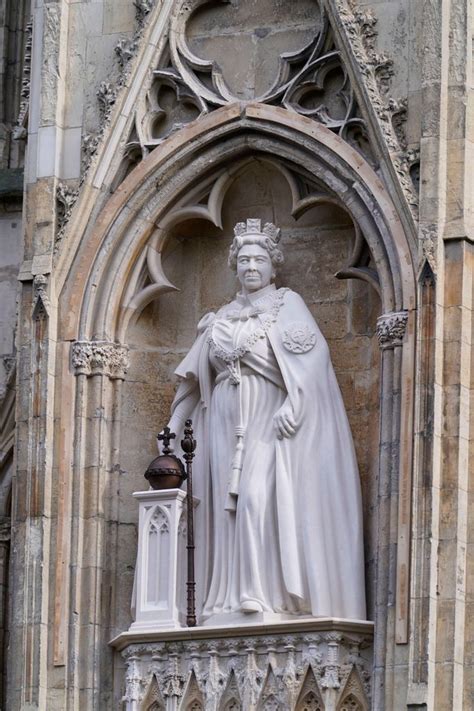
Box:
(373, 309, 409, 710)
(66, 339, 129, 709)
(0, 518, 10, 706)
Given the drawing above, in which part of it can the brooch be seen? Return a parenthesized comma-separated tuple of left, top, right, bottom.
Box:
(282, 322, 316, 353)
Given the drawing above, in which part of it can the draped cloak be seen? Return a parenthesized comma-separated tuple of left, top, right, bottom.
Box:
(171, 286, 367, 621)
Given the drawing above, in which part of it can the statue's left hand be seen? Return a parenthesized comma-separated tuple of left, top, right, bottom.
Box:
(273, 400, 298, 439)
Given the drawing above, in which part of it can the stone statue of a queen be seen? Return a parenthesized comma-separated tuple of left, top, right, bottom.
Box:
(165, 219, 366, 623)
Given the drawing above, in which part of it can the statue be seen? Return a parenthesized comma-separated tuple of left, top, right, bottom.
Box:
(163, 219, 366, 622)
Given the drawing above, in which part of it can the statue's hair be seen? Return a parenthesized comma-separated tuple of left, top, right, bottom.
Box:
(228, 219, 284, 272)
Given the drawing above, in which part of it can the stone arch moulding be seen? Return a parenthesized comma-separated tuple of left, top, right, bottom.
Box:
(59, 104, 417, 707)
(59, 105, 416, 343)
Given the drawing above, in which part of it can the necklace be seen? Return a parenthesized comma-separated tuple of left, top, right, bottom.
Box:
(207, 288, 288, 364)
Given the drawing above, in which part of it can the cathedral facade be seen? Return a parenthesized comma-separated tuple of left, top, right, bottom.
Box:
(0, 0, 472, 709)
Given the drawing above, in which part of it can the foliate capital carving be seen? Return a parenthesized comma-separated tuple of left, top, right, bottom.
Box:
(376, 311, 408, 349)
(71, 340, 129, 379)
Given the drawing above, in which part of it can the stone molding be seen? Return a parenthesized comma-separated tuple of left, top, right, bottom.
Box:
(71, 340, 129, 379)
(12, 19, 33, 141)
(120, 626, 372, 710)
(333, 0, 419, 215)
(376, 310, 408, 349)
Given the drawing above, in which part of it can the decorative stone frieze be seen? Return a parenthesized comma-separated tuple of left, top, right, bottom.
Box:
(117, 623, 372, 711)
(13, 19, 33, 141)
(334, 0, 418, 215)
(376, 311, 408, 349)
(71, 340, 129, 379)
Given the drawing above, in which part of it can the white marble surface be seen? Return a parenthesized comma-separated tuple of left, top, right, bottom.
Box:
(166, 220, 367, 624)
(130, 489, 189, 632)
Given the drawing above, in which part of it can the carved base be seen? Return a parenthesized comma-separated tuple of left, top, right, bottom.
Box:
(112, 618, 373, 710)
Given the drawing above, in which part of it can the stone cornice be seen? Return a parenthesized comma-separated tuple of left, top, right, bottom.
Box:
(71, 340, 129, 379)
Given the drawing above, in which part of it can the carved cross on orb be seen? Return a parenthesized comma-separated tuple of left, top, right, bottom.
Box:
(157, 426, 175, 454)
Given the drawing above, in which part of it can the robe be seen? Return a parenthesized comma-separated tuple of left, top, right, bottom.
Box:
(172, 284, 367, 621)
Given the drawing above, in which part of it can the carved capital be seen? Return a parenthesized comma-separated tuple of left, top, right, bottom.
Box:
(71, 340, 129, 379)
(376, 311, 408, 349)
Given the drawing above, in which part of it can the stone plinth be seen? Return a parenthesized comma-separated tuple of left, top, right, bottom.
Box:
(130, 489, 190, 632)
(111, 618, 373, 710)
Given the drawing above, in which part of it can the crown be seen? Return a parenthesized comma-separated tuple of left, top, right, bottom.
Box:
(233, 219, 281, 243)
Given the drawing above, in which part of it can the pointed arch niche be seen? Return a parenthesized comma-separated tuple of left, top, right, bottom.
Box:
(56, 105, 416, 708)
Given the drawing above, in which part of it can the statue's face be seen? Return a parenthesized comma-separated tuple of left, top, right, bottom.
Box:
(236, 243, 273, 293)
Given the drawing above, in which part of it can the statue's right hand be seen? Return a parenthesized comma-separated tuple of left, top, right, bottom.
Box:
(273, 400, 298, 440)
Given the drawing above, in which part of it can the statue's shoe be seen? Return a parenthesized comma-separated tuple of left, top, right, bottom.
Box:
(240, 600, 264, 613)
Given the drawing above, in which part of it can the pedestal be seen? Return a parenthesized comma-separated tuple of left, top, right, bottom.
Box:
(129, 489, 190, 632)
(112, 618, 374, 711)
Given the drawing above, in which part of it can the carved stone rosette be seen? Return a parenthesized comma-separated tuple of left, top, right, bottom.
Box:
(71, 340, 129, 379)
(376, 311, 408, 350)
(118, 625, 372, 710)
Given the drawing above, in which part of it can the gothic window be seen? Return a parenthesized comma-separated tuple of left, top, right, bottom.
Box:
(223, 699, 241, 711)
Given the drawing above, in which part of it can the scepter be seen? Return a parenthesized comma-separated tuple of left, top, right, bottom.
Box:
(181, 419, 197, 627)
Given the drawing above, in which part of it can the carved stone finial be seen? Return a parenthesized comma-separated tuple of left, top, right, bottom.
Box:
(376, 311, 408, 349)
(71, 340, 129, 379)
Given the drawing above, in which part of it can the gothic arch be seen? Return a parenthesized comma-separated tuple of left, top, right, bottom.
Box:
(53, 103, 417, 710)
(58, 105, 415, 343)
